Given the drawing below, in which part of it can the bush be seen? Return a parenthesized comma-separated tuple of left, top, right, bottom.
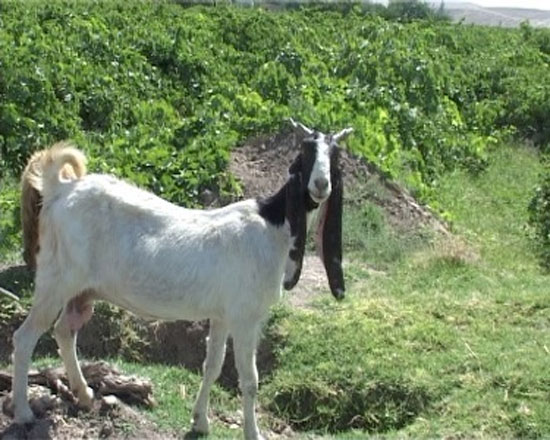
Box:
(2, 1, 549, 188)
(528, 160, 550, 269)
(2, 0, 550, 255)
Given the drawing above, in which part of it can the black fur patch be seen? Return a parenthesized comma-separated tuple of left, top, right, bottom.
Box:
(320, 146, 345, 299)
(299, 139, 317, 192)
(257, 134, 345, 296)
(283, 172, 306, 290)
(257, 184, 286, 227)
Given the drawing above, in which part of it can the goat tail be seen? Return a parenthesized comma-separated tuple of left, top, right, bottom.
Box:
(21, 142, 87, 269)
(39, 142, 87, 194)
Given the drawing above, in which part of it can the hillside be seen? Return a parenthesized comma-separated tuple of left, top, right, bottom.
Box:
(444, 2, 550, 27)
(2, 143, 548, 439)
(2, 0, 550, 256)
(1, 1, 550, 438)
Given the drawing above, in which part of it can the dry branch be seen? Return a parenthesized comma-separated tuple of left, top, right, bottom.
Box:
(0, 287, 19, 302)
(0, 361, 154, 408)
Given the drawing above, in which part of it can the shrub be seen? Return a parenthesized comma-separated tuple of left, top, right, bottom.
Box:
(2, 0, 550, 256)
(528, 160, 550, 270)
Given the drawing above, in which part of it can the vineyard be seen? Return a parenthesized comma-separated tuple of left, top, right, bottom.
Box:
(1, 0, 550, 438)
(1, 1, 550, 206)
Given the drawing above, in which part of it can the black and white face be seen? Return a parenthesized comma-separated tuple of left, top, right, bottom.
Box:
(297, 126, 353, 206)
(284, 120, 353, 298)
(301, 133, 333, 205)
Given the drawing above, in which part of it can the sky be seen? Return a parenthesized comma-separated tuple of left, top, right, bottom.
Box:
(447, 0, 550, 9)
(374, 0, 550, 11)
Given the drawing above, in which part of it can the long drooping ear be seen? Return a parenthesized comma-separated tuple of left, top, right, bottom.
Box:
(315, 150, 345, 300)
(283, 172, 307, 290)
(288, 153, 302, 175)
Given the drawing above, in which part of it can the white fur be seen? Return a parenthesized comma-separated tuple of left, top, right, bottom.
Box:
(12, 139, 334, 440)
(283, 231, 299, 287)
(37, 175, 289, 322)
(308, 134, 332, 202)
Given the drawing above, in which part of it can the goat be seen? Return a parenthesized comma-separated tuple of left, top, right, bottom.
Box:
(12, 121, 353, 439)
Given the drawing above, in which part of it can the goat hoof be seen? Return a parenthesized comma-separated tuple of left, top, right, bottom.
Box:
(244, 427, 264, 440)
(77, 387, 94, 409)
(191, 413, 209, 435)
(14, 406, 35, 425)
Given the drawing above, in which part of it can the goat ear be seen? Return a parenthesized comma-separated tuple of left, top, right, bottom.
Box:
(289, 118, 314, 138)
(283, 173, 307, 290)
(315, 154, 345, 300)
(288, 153, 302, 175)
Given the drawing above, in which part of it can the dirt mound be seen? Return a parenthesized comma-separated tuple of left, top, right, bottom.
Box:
(0, 128, 450, 439)
(0, 400, 171, 440)
(230, 128, 449, 234)
(229, 128, 450, 308)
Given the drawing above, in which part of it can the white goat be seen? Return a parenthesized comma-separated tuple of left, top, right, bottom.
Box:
(12, 121, 353, 440)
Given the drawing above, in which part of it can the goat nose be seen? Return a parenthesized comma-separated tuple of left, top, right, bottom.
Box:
(314, 177, 329, 192)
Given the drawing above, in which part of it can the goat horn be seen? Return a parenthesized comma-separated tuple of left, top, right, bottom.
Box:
(289, 118, 314, 135)
(333, 127, 354, 141)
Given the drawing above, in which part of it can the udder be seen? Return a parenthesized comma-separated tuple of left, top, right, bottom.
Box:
(66, 291, 95, 332)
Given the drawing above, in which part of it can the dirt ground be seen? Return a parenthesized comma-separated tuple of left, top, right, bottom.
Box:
(0, 361, 170, 439)
(230, 128, 449, 306)
(231, 129, 449, 235)
(0, 388, 172, 440)
(0, 127, 449, 439)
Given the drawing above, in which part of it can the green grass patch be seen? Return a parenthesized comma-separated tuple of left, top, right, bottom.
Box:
(263, 145, 550, 437)
(112, 360, 241, 437)
(0, 176, 22, 264)
(263, 301, 436, 433)
(343, 179, 433, 272)
(24, 356, 243, 438)
(437, 144, 542, 273)
(343, 202, 406, 269)
(2, 133, 549, 437)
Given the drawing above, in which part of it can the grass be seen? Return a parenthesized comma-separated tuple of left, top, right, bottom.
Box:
(1, 144, 549, 438)
(27, 357, 242, 438)
(111, 360, 243, 438)
(261, 144, 550, 437)
(0, 176, 22, 265)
